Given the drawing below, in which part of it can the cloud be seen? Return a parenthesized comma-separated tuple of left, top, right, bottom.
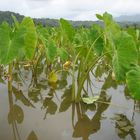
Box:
(0, 0, 140, 20)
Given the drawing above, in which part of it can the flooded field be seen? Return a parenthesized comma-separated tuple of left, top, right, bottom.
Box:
(0, 63, 140, 140)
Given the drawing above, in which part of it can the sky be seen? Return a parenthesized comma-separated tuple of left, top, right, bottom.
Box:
(1, 0, 140, 21)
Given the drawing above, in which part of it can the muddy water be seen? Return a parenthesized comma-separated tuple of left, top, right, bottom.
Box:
(0, 66, 140, 140)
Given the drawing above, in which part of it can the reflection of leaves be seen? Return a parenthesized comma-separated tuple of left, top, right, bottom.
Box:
(27, 131, 38, 140)
(124, 86, 131, 99)
(12, 69, 22, 84)
(0, 76, 5, 84)
(0, 65, 5, 84)
(102, 72, 118, 90)
(58, 72, 68, 89)
(95, 60, 109, 78)
(8, 104, 24, 124)
(73, 92, 110, 140)
(43, 97, 57, 115)
(80, 102, 96, 112)
(28, 87, 41, 103)
(73, 115, 93, 139)
(97, 91, 111, 112)
(12, 86, 34, 107)
(112, 114, 136, 140)
(59, 86, 72, 112)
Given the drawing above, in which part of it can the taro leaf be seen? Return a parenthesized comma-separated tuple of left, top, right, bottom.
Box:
(46, 39, 57, 61)
(27, 131, 38, 140)
(102, 12, 120, 37)
(8, 104, 24, 124)
(57, 47, 68, 61)
(0, 17, 37, 65)
(101, 13, 138, 81)
(0, 22, 25, 65)
(96, 14, 103, 20)
(112, 32, 138, 81)
(20, 17, 37, 59)
(82, 96, 99, 104)
(48, 71, 58, 83)
(90, 24, 104, 56)
(12, 86, 35, 108)
(43, 97, 57, 115)
(60, 18, 75, 41)
(126, 66, 140, 100)
(12, 15, 19, 28)
(59, 86, 72, 112)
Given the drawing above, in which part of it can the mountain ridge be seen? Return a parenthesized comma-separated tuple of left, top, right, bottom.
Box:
(0, 11, 140, 28)
(115, 14, 140, 22)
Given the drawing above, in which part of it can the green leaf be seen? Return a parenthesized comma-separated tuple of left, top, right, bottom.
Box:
(112, 32, 138, 81)
(0, 22, 26, 65)
(126, 66, 140, 100)
(82, 96, 99, 104)
(90, 24, 104, 56)
(47, 40, 57, 61)
(0, 17, 37, 65)
(20, 17, 37, 59)
(57, 47, 68, 61)
(96, 14, 103, 20)
(60, 18, 75, 41)
(12, 15, 19, 28)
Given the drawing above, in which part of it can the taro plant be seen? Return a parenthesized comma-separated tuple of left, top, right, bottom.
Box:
(0, 16, 37, 95)
(97, 12, 140, 100)
(1, 12, 140, 104)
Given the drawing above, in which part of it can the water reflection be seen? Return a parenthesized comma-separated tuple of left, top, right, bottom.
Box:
(112, 114, 136, 140)
(0, 61, 140, 140)
(72, 92, 111, 140)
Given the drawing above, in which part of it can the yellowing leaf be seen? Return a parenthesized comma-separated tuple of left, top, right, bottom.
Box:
(63, 61, 71, 70)
(48, 71, 58, 83)
(82, 96, 99, 104)
(111, 71, 116, 80)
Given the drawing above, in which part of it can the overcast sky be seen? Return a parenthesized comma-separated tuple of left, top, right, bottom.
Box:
(1, 0, 140, 20)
